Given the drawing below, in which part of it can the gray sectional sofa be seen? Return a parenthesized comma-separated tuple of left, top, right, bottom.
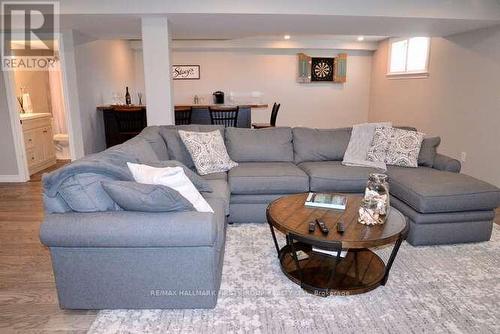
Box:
(40, 125, 500, 309)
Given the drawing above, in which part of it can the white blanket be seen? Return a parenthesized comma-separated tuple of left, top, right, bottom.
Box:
(342, 122, 391, 170)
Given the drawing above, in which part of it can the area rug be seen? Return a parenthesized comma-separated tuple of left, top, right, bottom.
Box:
(89, 224, 500, 334)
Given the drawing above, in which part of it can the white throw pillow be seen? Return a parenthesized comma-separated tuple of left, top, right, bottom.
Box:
(178, 130, 238, 175)
(127, 162, 213, 213)
(342, 122, 391, 170)
(367, 127, 425, 168)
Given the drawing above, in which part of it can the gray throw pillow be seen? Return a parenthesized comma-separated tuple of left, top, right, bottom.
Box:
(418, 137, 441, 167)
(58, 173, 122, 212)
(102, 181, 194, 212)
(140, 160, 213, 192)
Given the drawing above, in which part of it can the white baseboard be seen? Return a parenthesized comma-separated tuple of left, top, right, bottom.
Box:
(0, 174, 29, 183)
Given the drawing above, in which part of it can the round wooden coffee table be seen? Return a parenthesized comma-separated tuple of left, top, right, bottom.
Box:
(266, 193, 408, 296)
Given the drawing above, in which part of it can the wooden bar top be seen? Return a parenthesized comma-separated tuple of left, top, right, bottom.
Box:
(175, 103, 268, 109)
(97, 104, 268, 111)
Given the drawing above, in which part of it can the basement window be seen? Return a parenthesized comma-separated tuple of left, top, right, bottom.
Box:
(387, 37, 430, 78)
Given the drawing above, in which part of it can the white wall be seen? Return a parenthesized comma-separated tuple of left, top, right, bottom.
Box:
(74, 39, 136, 154)
(0, 70, 20, 176)
(166, 50, 372, 128)
(369, 25, 500, 187)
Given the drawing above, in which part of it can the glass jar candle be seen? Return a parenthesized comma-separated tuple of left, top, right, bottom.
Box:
(358, 198, 382, 225)
(364, 173, 390, 220)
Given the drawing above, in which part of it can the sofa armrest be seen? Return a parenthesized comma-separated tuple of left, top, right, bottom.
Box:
(40, 210, 218, 248)
(433, 153, 461, 173)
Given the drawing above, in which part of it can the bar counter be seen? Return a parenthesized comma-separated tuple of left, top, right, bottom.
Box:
(97, 103, 268, 128)
(97, 104, 269, 147)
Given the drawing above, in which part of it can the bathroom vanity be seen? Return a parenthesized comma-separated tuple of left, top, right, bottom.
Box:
(20, 113, 56, 175)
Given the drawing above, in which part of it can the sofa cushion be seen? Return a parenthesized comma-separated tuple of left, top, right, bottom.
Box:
(110, 136, 160, 162)
(298, 161, 379, 193)
(387, 166, 500, 213)
(293, 127, 352, 164)
(229, 162, 309, 195)
(225, 127, 294, 162)
(159, 125, 224, 169)
(137, 126, 169, 160)
(202, 179, 231, 215)
(418, 137, 441, 167)
(102, 181, 194, 212)
(201, 172, 227, 181)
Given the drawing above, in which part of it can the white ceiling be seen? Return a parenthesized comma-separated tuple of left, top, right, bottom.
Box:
(60, 13, 500, 41)
(50, 1, 500, 43)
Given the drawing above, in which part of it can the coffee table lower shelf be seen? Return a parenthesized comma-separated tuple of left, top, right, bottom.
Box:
(279, 243, 386, 296)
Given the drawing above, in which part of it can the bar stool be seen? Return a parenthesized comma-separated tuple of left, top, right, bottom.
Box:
(209, 106, 239, 127)
(252, 102, 280, 129)
(112, 106, 147, 142)
(175, 106, 193, 125)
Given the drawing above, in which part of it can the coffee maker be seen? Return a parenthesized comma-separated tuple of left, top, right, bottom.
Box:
(213, 91, 224, 104)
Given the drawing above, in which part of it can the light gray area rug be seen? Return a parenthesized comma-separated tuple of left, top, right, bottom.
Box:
(89, 224, 500, 334)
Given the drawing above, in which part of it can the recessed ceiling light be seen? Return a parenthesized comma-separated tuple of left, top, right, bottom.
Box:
(284, 35, 291, 40)
(357, 36, 365, 41)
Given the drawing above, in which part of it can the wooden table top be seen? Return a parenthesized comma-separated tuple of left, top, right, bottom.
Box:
(175, 103, 268, 108)
(266, 193, 407, 249)
(97, 104, 268, 111)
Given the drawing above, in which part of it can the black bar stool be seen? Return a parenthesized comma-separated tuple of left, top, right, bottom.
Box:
(209, 106, 239, 127)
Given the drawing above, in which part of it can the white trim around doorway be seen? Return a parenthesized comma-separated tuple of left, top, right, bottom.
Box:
(2, 32, 84, 182)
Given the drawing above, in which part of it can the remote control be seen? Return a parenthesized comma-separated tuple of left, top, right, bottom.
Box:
(316, 219, 329, 234)
(337, 222, 345, 234)
(308, 221, 316, 233)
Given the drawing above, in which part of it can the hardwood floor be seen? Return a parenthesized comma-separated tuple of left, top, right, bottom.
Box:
(0, 161, 96, 334)
(0, 161, 498, 333)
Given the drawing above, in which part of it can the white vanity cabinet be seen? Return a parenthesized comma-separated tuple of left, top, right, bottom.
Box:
(20, 113, 56, 175)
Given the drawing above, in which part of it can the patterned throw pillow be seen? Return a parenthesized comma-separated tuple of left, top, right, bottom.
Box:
(367, 127, 425, 167)
(178, 130, 238, 175)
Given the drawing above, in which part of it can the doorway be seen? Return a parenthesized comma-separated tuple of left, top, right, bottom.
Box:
(6, 38, 72, 180)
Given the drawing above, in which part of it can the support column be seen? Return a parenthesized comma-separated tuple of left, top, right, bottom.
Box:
(141, 16, 174, 125)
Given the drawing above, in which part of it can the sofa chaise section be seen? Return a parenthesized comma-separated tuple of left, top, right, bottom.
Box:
(387, 166, 500, 245)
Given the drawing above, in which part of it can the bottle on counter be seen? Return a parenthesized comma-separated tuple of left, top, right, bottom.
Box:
(125, 87, 131, 105)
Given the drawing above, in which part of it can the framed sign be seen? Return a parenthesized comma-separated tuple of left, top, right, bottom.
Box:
(172, 65, 200, 80)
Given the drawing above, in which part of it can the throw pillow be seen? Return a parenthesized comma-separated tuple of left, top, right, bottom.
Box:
(367, 127, 425, 167)
(342, 122, 392, 170)
(178, 130, 238, 175)
(140, 160, 213, 192)
(57, 173, 122, 212)
(127, 162, 213, 213)
(102, 181, 194, 212)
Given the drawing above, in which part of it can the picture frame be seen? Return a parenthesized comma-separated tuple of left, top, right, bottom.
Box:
(172, 65, 200, 80)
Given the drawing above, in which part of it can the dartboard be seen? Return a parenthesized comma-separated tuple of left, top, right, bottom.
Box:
(311, 57, 334, 81)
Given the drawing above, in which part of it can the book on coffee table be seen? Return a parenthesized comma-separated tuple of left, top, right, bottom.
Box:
(305, 192, 347, 210)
